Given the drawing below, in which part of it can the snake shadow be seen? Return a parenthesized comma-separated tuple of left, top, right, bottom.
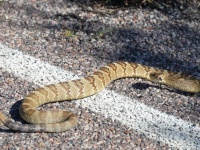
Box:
(0, 99, 24, 133)
(132, 82, 199, 97)
(9, 99, 24, 122)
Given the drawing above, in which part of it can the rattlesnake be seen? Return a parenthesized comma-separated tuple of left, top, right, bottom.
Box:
(0, 62, 199, 132)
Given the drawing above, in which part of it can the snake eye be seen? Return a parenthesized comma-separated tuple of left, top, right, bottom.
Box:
(149, 73, 162, 82)
(149, 73, 157, 79)
(157, 76, 162, 82)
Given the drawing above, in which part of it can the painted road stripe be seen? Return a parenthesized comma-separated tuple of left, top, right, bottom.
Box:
(0, 44, 199, 149)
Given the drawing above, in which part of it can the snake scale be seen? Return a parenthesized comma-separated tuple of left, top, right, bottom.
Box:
(0, 62, 200, 132)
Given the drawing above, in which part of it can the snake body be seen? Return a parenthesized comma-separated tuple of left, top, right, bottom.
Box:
(0, 62, 199, 132)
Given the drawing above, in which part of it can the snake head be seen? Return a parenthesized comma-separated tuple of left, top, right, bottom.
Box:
(150, 72, 200, 93)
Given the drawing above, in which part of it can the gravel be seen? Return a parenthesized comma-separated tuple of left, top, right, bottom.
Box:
(0, 0, 199, 149)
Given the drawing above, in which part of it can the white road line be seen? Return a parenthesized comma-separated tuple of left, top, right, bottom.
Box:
(0, 44, 199, 149)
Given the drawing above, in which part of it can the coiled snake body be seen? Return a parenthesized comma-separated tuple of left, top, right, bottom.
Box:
(0, 62, 199, 132)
